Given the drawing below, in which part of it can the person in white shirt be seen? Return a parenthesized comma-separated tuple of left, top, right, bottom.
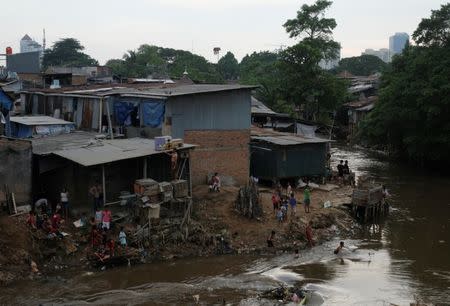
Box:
(60, 187, 69, 219)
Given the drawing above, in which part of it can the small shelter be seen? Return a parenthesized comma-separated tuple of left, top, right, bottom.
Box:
(9, 116, 74, 138)
(250, 128, 331, 181)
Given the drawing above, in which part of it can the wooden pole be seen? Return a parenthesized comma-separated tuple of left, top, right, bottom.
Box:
(98, 97, 103, 133)
(143, 157, 147, 179)
(105, 98, 114, 139)
(188, 154, 192, 197)
(102, 164, 106, 205)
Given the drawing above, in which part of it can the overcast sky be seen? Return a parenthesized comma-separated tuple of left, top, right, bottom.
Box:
(1, 0, 447, 64)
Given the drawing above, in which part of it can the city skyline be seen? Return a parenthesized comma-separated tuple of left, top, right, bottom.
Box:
(1, 0, 447, 64)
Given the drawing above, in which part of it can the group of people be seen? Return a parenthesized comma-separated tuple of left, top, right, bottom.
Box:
(337, 160, 354, 185)
(272, 183, 312, 223)
(26, 200, 65, 239)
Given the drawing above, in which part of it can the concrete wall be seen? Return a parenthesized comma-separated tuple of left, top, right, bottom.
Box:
(0, 137, 32, 205)
(184, 130, 250, 186)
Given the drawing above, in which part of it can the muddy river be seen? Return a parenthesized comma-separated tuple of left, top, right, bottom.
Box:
(1, 146, 449, 305)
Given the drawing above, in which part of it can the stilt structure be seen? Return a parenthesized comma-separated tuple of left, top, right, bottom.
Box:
(352, 184, 389, 223)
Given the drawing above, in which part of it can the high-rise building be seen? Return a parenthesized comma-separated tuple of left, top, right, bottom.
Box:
(20, 34, 43, 53)
(362, 48, 390, 63)
(389, 32, 409, 59)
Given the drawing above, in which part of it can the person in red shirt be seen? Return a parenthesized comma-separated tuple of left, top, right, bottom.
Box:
(272, 192, 280, 215)
(102, 208, 112, 230)
(305, 221, 315, 247)
(52, 211, 62, 229)
(91, 226, 101, 248)
(26, 211, 37, 229)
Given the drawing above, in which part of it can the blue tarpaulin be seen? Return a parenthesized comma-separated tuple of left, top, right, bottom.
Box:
(0, 90, 13, 112)
(142, 100, 165, 128)
(114, 102, 136, 126)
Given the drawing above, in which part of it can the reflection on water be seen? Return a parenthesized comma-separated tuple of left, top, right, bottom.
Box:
(1, 145, 449, 305)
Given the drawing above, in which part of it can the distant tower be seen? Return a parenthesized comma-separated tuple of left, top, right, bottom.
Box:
(389, 32, 409, 60)
(43, 29, 46, 51)
(20, 34, 43, 53)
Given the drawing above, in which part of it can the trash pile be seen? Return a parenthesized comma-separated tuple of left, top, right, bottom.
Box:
(235, 182, 263, 219)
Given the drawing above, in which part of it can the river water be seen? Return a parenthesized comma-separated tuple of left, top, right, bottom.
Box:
(1, 146, 449, 305)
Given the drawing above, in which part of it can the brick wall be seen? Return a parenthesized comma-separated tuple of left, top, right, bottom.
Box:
(184, 129, 250, 186)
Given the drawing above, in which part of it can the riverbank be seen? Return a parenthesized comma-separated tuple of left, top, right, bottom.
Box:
(0, 183, 357, 287)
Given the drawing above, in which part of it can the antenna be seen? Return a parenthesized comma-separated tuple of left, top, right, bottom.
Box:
(43, 28, 46, 50)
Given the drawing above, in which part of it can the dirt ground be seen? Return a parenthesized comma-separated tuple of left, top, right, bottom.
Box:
(192, 184, 355, 253)
(0, 183, 356, 286)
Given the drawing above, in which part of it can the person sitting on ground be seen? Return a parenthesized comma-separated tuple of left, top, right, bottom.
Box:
(209, 172, 221, 192)
(305, 221, 315, 247)
(106, 238, 115, 257)
(267, 230, 275, 248)
(289, 193, 297, 217)
(102, 208, 112, 230)
(91, 226, 101, 249)
(334, 241, 345, 254)
(26, 211, 37, 229)
(303, 185, 311, 213)
(34, 197, 49, 216)
(51, 209, 62, 230)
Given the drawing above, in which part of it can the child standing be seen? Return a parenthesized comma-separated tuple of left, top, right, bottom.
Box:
(276, 207, 283, 223)
(102, 208, 112, 230)
(119, 226, 127, 253)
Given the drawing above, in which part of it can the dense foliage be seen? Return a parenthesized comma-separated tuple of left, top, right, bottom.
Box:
(217, 52, 239, 80)
(279, 0, 346, 122)
(334, 55, 388, 76)
(42, 38, 98, 68)
(358, 3, 450, 166)
(106, 45, 223, 83)
(236, 0, 348, 122)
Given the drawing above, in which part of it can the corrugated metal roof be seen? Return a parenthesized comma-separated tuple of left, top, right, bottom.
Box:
(251, 97, 277, 115)
(24, 84, 257, 98)
(10, 116, 74, 126)
(252, 135, 331, 146)
(51, 137, 195, 167)
(31, 131, 103, 155)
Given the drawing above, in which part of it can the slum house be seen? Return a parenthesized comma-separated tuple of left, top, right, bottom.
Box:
(20, 84, 256, 185)
(0, 125, 195, 212)
(344, 96, 378, 138)
(250, 128, 331, 183)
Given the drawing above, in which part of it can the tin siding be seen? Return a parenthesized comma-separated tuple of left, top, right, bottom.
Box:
(166, 89, 251, 139)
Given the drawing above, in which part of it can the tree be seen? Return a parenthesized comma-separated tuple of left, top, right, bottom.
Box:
(106, 44, 223, 83)
(42, 38, 98, 68)
(279, 0, 345, 122)
(217, 52, 239, 80)
(358, 4, 450, 167)
(283, 0, 340, 61)
(413, 3, 450, 47)
(336, 55, 388, 76)
(239, 51, 281, 109)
